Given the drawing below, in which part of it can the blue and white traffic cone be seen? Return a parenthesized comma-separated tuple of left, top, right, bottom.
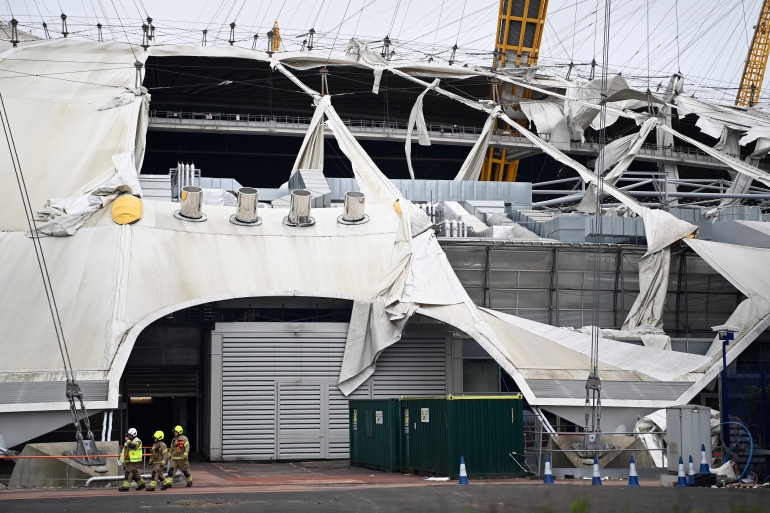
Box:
(628, 455, 640, 486)
(458, 456, 468, 485)
(676, 456, 688, 487)
(688, 455, 696, 486)
(699, 444, 710, 474)
(543, 454, 554, 484)
(591, 456, 602, 486)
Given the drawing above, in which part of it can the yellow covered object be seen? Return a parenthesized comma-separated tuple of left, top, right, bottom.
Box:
(112, 195, 143, 225)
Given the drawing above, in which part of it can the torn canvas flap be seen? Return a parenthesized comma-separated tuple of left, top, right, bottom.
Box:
(621, 248, 671, 330)
(97, 89, 136, 111)
(658, 124, 770, 189)
(289, 95, 329, 178)
(454, 107, 500, 181)
(372, 66, 385, 94)
(518, 100, 564, 135)
(578, 117, 658, 212)
(712, 136, 770, 212)
(324, 103, 404, 203)
(685, 239, 770, 358)
(405, 78, 439, 179)
(31, 152, 143, 237)
(641, 208, 697, 255)
(338, 200, 470, 395)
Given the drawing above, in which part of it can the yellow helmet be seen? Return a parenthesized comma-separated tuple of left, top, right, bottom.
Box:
(153, 430, 164, 441)
(173, 425, 184, 435)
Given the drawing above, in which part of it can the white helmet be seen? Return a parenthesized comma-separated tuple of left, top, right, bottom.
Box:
(127, 428, 137, 437)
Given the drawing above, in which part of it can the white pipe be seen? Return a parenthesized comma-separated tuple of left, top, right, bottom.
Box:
(461, 220, 467, 237)
(176, 162, 182, 197)
(185, 163, 191, 190)
(85, 473, 152, 488)
(191, 162, 196, 187)
(107, 410, 113, 441)
(101, 411, 107, 442)
(449, 220, 457, 238)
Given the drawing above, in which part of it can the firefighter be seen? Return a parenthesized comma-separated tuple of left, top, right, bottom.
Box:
(169, 424, 192, 487)
(119, 428, 145, 491)
(147, 430, 173, 491)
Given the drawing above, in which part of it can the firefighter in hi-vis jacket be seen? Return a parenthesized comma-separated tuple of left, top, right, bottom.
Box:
(147, 430, 174, 491)
(119, 428, 145, 491)
(169, 425, 193, 487)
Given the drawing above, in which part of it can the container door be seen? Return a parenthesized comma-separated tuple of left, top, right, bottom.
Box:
(276, 382, 323, 459)
(401, 406, 411, 470)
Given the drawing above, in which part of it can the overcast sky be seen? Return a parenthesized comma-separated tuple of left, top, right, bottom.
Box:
(3, 1, 764, 104)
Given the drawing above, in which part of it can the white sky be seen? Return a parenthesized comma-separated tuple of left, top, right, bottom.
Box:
(3, 1, 764, 104)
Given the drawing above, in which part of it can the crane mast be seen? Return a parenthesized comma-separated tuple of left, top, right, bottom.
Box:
(736, 0, 770, 107)
(481, 0, 549, 182)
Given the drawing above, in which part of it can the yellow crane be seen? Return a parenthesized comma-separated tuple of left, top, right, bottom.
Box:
(736, 0, 770, 107)
(481, 0, 549, 182)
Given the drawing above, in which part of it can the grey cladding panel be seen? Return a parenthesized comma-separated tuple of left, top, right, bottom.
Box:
(527, 379, 692, 401)
(0, 380, 109, 404)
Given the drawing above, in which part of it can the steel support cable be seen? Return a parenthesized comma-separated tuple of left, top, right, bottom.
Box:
(0, 92, 75, 385)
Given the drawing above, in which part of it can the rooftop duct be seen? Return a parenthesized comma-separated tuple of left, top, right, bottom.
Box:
(174, 186, 206, 222)
(230, 187, 262, 226)
(284, 189, 315, 227)
(338, 191, 368, 224)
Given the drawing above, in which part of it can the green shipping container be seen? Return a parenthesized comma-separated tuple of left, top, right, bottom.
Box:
(400, 395, 525, 478)
(349, 399, 400, 472)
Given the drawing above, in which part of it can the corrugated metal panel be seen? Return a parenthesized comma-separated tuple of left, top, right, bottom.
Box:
(372, 330, 448, 398)
(126, 368, 199, 397)
(218, 323, 448, 460)
(0, 380, 108, 404)
(527, 379, 692, 400)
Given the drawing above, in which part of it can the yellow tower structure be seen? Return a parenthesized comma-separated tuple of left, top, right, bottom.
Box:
(481, 0, 549, 182)
(736, 0, 770, 107)
(272, 21, 282, 53)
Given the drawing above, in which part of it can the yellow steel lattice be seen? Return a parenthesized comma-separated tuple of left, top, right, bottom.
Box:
(481, 0, 549, 182)
(736, 0, 770, 107)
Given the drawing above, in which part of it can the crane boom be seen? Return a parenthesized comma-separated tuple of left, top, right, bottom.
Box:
(481, 0, 549, 182)
(736, 0, 770, 107)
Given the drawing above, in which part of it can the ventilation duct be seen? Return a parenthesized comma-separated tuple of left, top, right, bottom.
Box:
(174, 186, 206, 222)
(338, 191, 368, 224)
(284, 189, 315, 226)
(230, 187, 262, 226)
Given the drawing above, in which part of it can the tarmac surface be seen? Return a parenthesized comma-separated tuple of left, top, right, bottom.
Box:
(0, 460, 767, 512)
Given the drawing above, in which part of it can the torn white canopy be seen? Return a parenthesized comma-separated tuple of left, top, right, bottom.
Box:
(405, 79, 439, 179)
(289, 95, 329, 178)
(577, 117, 658, 212)
(454, 107, 501, 181)
(684, 239, 770, 358)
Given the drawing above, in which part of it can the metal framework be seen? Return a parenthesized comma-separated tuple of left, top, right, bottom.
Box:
(736, 0, 770, 107)
(481, 0, 549, 182)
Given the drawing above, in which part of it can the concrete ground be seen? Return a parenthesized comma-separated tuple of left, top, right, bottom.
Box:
(0, 460, 767, 512)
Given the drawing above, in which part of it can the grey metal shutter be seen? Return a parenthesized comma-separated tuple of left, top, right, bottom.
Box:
(277, 382, 323, 459)
(220, 323, 350, 460)
(372, 327, 448, 398)
(126, 368, 199, 397)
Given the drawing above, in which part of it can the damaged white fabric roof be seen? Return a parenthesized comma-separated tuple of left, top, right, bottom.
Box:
(0, 39, 756, 436)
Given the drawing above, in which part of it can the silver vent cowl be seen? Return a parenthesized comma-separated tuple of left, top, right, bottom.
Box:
(338, 191, 369, 224)
(230, 187, 262, 226)
(284, 189, 315, 227)
(174, 186, 207, 222)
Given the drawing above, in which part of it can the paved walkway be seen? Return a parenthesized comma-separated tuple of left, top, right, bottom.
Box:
(0, 460, 668, 500)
